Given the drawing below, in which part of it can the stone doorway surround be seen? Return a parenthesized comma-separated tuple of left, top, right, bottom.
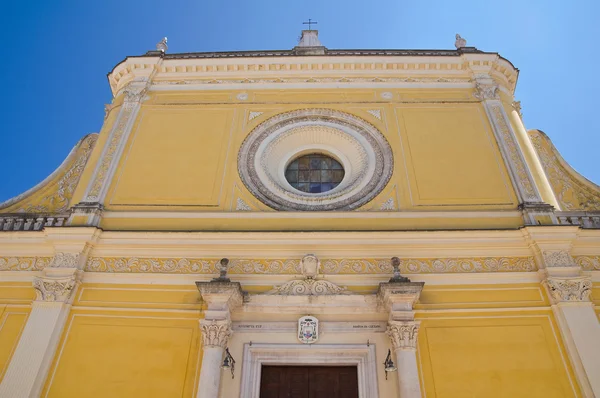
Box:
(239, 343, 378, 398)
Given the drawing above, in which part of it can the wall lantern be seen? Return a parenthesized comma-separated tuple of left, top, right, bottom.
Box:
(222, 347, 236, 379)
(383, 349, 397, 380)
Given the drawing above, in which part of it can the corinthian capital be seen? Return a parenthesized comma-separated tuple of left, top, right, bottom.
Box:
(387, 321, 420, 351)
(473, 82, 499, 101)
(32, 275, 79, 302)
(546, 276, 592, 303)
(122, 78, 150, 105)
(200, 319, 232, 348)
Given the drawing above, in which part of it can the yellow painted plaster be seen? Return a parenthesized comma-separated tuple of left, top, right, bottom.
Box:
(416, 311, 580, 397)
(0, 283, 35, 305)
(42, 309, 201, 398)
(94, 89, 518, 217)
(0, 306, 29, 382)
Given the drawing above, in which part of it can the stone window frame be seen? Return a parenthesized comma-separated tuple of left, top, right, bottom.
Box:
(238, 108, 394, 211)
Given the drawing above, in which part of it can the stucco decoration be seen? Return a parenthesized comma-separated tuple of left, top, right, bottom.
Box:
(199, 319, 232, 348)
(0, 257, 51, 271)
(265, 278, 350, 296)
(0, 134, 98, 214)
(542, 250, 575, 268)
(575, 256, 600, 271)
(387, 321, 420, 350)
(84, 256, 536, 274)
(530, 130, 600, 211)
(546, 276, 592, 302)
(489, 105, 538, 201)
(32, 276, 78, 302)
(238, 109, 394, 211)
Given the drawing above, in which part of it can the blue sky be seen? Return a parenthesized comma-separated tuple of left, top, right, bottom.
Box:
(0, 0, 598, 202)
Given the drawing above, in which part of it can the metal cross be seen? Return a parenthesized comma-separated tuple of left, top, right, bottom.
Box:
(302, 19, 318, 30)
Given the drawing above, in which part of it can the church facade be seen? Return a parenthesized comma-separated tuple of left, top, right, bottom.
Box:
(1, 31, 599, 397)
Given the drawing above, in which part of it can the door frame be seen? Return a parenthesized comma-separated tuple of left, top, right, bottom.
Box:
(239, 343, 379, 398)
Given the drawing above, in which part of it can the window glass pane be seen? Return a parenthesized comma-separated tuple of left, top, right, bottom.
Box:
(285, 154, 344, 193)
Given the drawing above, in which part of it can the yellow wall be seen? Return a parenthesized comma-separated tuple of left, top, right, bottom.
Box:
(42, 284, 203, 398)
(101, 89, 517, 216)
(0, 284, 31, 382)
(417, 311, 580, 397)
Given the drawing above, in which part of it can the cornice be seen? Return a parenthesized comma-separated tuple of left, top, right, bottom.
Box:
(107, 51, 518, 97)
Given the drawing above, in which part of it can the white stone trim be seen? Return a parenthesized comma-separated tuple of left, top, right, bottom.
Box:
(482, 99, 542, 203)
(0, 302, 71, 398)
(239, 343, 378, 398)
(99, 209, 522, 219)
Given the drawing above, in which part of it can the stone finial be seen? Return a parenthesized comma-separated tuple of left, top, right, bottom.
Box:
(156, 37, 168, 53)
(389, 257, 410, 283)
(455, 34, 467, 49)
(213, 258, 230, 282)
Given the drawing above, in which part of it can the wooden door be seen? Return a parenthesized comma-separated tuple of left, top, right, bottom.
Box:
(260, 366, 358, 398)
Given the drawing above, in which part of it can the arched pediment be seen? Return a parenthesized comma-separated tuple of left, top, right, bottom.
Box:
(0, 133, 98, 214)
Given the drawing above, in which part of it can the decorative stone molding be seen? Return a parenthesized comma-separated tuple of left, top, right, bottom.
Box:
(0, 134, 98, 214)
(153, 76, 472, 87)
(546, 276, 592, 302)
(122, 79, 149, 108)
(489, 104, 539, 202)
(237, 108, 394, 211)
(248, 111, 263, 121)
(575, 255, 600, 271)
(387, 321, 420, 350)
(85, 256, 537, 274)
(529, 130, 600, 211)
(0, 257, 51, 271)
(235, 198, 252, 211)
(379, 197, 396, 211)
(84, 79, 150, 203)
(32, 275, 78, 302)
(366, 109, 382, 120)
(542, 250, 575, 268)
(473, 82, 499, 100)
(48, 253, 80, 268)
(199, 319, 232, 348)
(265, 278, 349, 296)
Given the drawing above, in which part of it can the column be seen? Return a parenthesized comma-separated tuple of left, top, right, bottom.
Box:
(0, 269, 79, 398)
(387, 321, 421, 398)
(378, 275, 425, 398)
(198, 319, 232, 398)
(546, 276, 600, 396)
(195, 281, 243, 398)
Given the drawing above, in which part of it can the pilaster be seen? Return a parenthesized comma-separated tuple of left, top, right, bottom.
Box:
(195, 281, 243, 398)
(0, 269, 79, 398)
(524, 227, 600, 396)
(378, 273, 424, 398)
(465, 57, 555, 225)
(77, 75, 155, 225)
